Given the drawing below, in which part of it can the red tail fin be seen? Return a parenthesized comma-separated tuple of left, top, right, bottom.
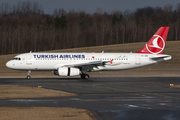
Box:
(136, 27, 169, 54)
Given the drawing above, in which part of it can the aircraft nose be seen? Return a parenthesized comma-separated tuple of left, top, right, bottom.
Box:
(6, 61, 13, 69)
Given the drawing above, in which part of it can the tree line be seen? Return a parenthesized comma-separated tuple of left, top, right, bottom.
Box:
(0, 1, 180, 55)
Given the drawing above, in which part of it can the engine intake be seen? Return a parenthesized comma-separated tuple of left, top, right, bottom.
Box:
(54, 67, 80, 76)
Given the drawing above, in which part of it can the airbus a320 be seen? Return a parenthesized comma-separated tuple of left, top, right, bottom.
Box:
(6, 27, 172, 79)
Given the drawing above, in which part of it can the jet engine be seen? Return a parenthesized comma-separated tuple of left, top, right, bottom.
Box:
(54, 67, 80, 76)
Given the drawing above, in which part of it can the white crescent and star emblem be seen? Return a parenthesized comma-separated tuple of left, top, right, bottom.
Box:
(146, 35, 165, 54)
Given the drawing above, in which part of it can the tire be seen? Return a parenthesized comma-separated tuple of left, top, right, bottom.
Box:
(81, 74, 89, 79)
(27, 75, 31, 79)
(85, 74, 89, 79)
(81, 74, 85, 79)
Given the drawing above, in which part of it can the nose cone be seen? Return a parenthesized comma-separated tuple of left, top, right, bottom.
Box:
(6, 61, 13, 69)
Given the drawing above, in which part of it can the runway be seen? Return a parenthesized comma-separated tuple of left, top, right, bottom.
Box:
(0, 77, 180, 120)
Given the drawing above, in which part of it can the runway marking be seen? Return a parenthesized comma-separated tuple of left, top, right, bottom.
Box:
(128, 105, 138, 108)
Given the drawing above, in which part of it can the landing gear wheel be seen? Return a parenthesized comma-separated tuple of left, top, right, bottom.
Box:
(81, 74, 85, 79)
(27, 75, 31, 79)
(81, 74, 89, 79)
(85, 74, 89, 79)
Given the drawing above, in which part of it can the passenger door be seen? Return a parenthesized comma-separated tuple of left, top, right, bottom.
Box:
(26, 54, 32, 65)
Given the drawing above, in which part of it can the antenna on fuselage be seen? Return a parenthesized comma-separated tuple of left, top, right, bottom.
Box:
(102, 51, 104, 53)
(30, 51, 32, 53)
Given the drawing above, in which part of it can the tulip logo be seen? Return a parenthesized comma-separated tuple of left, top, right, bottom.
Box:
(146, 35, 165, 54)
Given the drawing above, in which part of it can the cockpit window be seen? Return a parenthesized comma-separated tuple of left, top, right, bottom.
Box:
(13, 57, 21, 60)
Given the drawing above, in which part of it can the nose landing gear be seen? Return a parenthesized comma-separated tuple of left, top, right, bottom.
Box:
(27, 70, 31, 79)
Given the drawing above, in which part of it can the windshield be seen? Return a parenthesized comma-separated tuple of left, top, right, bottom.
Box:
(13, 57, 21, 60)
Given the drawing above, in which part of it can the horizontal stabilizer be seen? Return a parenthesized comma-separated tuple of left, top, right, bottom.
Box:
(150, 55, 172, 62)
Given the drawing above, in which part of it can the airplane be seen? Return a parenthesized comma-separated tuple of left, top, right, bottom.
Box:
(6, 27, 172, 79)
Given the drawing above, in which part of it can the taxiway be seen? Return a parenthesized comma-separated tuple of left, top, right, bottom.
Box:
(0, 77, 180, 120)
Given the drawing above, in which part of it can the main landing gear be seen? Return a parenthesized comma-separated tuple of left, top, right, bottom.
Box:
(27, 70, 31, 79)
(81, 73, 89, 79)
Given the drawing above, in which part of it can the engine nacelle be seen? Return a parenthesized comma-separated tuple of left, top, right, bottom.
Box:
(54, 67, 80, 76)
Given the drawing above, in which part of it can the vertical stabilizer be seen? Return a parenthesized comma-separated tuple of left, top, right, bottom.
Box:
(136, 27, 169, 54)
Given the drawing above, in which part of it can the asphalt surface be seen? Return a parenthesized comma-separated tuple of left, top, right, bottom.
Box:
(0, 77, 180, 120)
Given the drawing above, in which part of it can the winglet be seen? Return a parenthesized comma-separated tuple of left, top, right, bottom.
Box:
(136, 27, 169, 54)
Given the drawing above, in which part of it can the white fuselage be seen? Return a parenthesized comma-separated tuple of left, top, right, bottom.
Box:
(6, 53, 172, 71)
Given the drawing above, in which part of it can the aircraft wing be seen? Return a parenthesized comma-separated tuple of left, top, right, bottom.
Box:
(64, 61, 108, 70)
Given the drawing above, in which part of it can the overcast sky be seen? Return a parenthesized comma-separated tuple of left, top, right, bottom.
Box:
(1, 0, 180, 14)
